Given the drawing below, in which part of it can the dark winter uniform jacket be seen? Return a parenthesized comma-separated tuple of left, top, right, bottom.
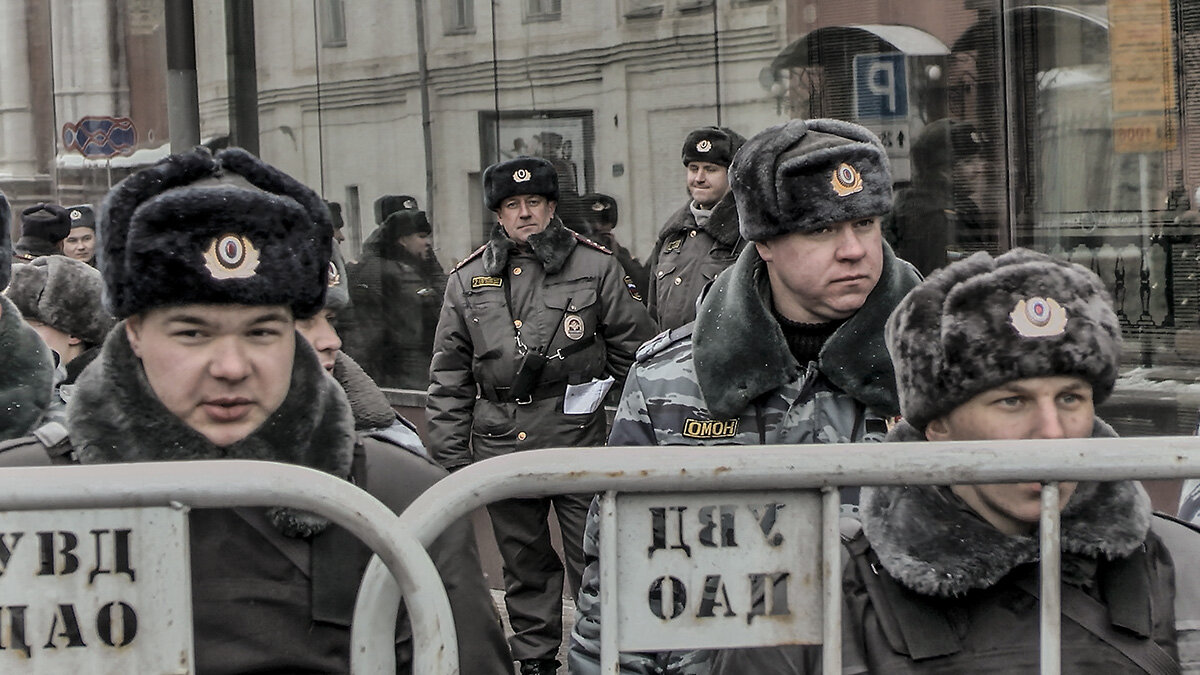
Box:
(0, 326, 511, 674)
(343, 230, 447, 391)
(709, 420, 1200, 674)
(426, 218, 655, 469)
(646, 195, 744, 331)
(568, 242, 923, 675)
(0, 294, 54, 441)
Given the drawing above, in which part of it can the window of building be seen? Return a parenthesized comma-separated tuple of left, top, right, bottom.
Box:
(444, 0, 474, 34)
(525, 0, 561, 22)
(318, 0, 347, 48)
(624, 0, 664, 20)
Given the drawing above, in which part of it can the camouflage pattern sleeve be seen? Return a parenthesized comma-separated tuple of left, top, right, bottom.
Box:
(607, 364, 658, 447)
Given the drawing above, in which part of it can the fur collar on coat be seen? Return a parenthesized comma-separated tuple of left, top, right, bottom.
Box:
(657, 194, 742, 249)
(332, 350, 396, 430)
(692, 241, 921, 419)
(483, 217, 579, 276)
(861, 418, 1151, 598)
(0, 295, 54, 441)
(67, 323, 356, 537)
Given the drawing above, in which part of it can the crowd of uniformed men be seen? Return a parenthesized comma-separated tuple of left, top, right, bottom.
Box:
(1, 116, 1199, 675)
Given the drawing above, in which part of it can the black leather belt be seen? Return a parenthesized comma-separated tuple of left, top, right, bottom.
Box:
(479, 381, 568, 405)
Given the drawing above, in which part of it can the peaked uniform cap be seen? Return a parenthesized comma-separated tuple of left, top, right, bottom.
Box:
(98, 146, 333, 320)
(483, 157, 558, 211)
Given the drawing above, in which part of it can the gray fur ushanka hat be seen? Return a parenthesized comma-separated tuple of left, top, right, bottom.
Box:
(7, 255, 114, 346)
(730, 118, 893, 242)
(483, 157, 558, 211)
(886, 248, 1122, 432)
(99, 146, 332, 320)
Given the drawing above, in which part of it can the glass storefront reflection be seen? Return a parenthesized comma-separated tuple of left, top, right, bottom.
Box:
(3, 1, 1200, 431)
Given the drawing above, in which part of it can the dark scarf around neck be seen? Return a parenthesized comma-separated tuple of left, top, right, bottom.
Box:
(693, 240, 921, 419)
(861, 418, 1151, 598)
(67, 322, 356, 537)
(482, 217, 578, 276)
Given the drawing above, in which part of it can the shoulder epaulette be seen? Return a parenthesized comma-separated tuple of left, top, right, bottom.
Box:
(451, 243, 488, 273)
(635, 323, 694, 363)
(571, 231, 612, 255)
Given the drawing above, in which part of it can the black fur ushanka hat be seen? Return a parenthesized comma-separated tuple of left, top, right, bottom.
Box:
(98, 147, 332, 320)
(483, 157, 558, 211)
(885, 248, 1122, 432)
(373, 194, 418, 224)
(681, 126, 745, 168)
(730, 119, 893, 242)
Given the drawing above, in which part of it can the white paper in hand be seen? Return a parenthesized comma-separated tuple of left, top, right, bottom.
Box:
(563, 376, 615, 415)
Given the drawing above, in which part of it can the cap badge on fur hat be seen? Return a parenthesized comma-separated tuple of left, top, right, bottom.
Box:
(203, 233, 261, 280)
(1011, 296, 1067, 338)
(831, 163, 864, 197)
(70, 209, 83, 221)
(403, 198, 416, 209)
(591, 200, 607, 211)
(513, 168, 532, 183)
(697, 139, 713, 153)
(327, 261, 341, 288)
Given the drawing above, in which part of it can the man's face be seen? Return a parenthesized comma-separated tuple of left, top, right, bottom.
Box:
(496, 194, 556, 244)
(754, 217, 884, 324)
(397, 232, 432, 258)
(64, 227, 95, 262)
(333, 227, 346, 244)
(296, 308, 341, 373)
(927, 375, 1095, 535)
(686, 161, 730, 208)
(126, 304, 295, 447)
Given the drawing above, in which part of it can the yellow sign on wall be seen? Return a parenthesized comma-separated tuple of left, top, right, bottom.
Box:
(1113, 115, 1178, 154)
(1109, 0, 1178, 152)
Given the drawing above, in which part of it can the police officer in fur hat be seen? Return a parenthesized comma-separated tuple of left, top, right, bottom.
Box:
(297, 246, 431, 457)
(579, 192, 648, 300)
(343, 208, 448, 390)
(0, 190, 55, 443)
(645, 126, 747, 330)
(13, 203, 71, 262)
(62, 204, 97, 265)
(374, 193, 419, 225)
(0, 147, 511, 673)
(6, 255, 114, 418)
(570, 119, 923, 674)
(428, 156, 655, 675)
(711, 249, 1200, 673)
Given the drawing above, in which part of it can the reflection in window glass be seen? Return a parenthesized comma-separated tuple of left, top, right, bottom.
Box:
(7, 0, 1200, 431)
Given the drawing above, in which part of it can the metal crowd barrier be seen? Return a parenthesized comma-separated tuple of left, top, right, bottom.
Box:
(0, 460, 457, 675)
(351, 435, 1200, 675)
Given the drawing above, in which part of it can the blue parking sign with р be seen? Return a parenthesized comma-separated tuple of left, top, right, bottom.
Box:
(854, 53, 908, 120)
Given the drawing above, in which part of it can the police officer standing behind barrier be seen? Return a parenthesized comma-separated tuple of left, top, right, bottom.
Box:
(646, 126, 746, 331)
(427, 156, 655, 675)
(569, 119, 924, 674)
